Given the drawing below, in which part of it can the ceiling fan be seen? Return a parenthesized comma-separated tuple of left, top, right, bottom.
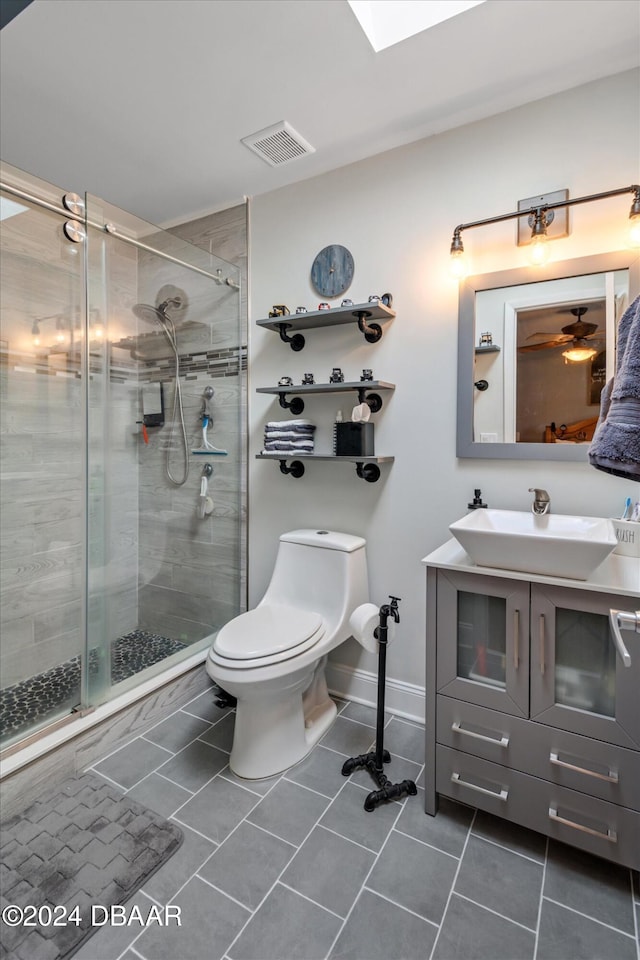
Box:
(518, 306, 603, 354)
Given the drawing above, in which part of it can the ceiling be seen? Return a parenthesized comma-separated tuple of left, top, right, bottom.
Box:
(1, 0, 638, 227)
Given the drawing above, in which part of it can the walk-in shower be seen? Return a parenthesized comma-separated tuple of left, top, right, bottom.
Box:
(0, 162, 245, 752)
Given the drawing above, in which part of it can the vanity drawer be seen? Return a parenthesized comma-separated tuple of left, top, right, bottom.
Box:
(437, 696, 640, 810)
(436, 745, 640, 870)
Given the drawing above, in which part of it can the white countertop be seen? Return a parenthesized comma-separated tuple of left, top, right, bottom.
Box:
(422, 538, 640, 599)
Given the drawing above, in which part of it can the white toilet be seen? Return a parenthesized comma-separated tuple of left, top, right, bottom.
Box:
(206, 529, 369, 779)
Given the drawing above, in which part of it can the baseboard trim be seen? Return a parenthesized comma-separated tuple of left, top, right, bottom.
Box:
(326, 661, 425, 725)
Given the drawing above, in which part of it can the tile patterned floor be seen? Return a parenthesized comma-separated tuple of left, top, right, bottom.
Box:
(74, 687, 639, 960)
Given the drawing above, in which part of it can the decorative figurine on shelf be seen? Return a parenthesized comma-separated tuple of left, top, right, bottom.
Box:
(361, 369, 373, 381)
(318, 302, 331, 310)
(341, 298, 354, 307)
(329, 367, 344, 383)
(479, 331, 493, 346)
(368, 295, 380, 303)
(302, 373, 315, 385)
(295, 306, 307, 314)
(278, 376, 294, 386)
(269, 305, 290, 318)
(381, 293, 393, 307)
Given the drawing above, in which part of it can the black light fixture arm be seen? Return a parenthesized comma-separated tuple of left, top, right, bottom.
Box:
(451, 184, 640, 247)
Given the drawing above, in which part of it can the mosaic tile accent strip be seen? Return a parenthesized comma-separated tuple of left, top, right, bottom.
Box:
(0, 631, 187, 745)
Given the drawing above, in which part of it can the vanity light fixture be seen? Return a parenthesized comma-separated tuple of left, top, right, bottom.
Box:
(449, 184, 640, 277)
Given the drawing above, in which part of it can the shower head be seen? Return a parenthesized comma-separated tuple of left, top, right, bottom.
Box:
(132, 302, 165, 326)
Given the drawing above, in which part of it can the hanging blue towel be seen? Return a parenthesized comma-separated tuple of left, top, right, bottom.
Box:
(589, 294, 640, 481)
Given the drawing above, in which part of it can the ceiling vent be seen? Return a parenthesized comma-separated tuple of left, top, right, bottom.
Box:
(241, 121, 316, 167)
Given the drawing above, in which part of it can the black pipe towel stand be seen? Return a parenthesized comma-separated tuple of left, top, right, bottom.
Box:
(341, 597, 418, 811)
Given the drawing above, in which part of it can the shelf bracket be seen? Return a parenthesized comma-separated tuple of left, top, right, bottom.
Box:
(356, 388, 383, 412)
(277, 323, 305, 352)
(353, 310, 383, 344)
(279, 459, 305, 479)
(278, 393, 305, 415)
(355, 462, 381, 483)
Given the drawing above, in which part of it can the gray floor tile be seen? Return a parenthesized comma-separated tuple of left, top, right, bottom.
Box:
(433, 893, 535, 960)
(537, 898, 638, 960)
(156, 739, 229, 791)
(246, 779, 330, 846)
(181, 688, 232, 723)
(144, 711, 213, 752)
(286, 744, 350, 798)
(329, 888, 438, 960)
(92, 739, 173, 790)
(175, 775, 259, 844)
(199, 712, 235, 752)
(367, 829, 457, 925)
(320, 716, 375, 756)
(320, 782, 399, 852)
(395, 789, 473, 857)
(383, 717, 425, 763)
(73, 890, 152, 959)
(472, 808, 547, 862)
(198, 821, 295, 910)
(340, 701, 381, 725)
(544, 840, 635, 935)
(141, 822, 216, 903)
(136, 875, 250, 960)
(228, 882, 341, 960)
(126, 772, 192, 818)
(219, 765, 280, 796)
(281, 825, 375, 918)
(345, 752, 421, 792)
(454, 834, 543, 929)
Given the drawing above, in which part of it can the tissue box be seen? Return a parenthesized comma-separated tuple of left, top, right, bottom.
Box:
(335, 422, 374, 456)
(610, 519, 640, 558)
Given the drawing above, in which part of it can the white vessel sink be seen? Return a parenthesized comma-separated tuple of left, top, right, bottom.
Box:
(449, 509, 617, 580)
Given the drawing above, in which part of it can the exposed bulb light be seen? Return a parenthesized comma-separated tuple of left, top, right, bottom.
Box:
(55, 316, 66, 344)
(449, 230, 467, 278)
(562, 343, 598, 363)
(628, 190, 640, 247)
(31, 321, 41, 347)
(527, 210, 550, 266)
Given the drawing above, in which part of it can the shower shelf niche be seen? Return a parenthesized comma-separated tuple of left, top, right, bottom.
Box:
(256, 300, 396, 351)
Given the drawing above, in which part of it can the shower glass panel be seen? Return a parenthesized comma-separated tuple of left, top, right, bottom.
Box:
(0, 171, 86, 743)
(0, 161, 244, 750)
(85, 193, 243, 707)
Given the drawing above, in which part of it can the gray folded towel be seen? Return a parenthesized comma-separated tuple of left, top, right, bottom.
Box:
(589, 294, 640, 481)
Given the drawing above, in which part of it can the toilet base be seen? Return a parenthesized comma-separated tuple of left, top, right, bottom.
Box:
(228, 658, 337, 780)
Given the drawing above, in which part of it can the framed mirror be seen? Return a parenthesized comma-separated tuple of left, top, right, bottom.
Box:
(457, 251, 640, 460)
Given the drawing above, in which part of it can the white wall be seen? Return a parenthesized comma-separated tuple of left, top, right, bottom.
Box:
(248, 70, 639, 719)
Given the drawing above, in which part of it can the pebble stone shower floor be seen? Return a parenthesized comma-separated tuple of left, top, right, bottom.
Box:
(0, 632, 187, 744)
(48, 686, 640, 960)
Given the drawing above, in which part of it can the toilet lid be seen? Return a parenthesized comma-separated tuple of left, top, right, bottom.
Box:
(213, 604, 324, 661)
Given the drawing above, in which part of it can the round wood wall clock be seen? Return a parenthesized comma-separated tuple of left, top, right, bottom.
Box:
(310, 245, 355, 298)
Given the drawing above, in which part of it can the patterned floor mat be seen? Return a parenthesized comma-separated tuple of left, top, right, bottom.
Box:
(0, 772, 183, 959)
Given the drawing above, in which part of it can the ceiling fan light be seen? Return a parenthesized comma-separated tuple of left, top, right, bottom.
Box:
(562, 344, 598, 363)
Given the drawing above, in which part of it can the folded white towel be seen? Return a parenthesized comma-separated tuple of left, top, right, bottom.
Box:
(265, 420, 316, 431)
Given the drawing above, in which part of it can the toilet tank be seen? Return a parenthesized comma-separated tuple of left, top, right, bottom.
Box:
(261, 529, 369, 628)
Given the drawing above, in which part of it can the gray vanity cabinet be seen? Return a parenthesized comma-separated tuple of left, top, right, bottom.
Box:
(425, 560, 640, 869)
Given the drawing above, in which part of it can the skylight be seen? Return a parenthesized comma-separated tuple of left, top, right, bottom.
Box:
(348, 0, 485, 52)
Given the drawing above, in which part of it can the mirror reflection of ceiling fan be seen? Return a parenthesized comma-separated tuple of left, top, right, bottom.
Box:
(518, 307, 603, 362)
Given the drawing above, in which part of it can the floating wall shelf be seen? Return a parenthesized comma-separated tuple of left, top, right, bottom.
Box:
(256, 379, 395, 415)
(257, 301, 396, 351)
(475, 345, 501, 354)
(255, 453, 394, 483)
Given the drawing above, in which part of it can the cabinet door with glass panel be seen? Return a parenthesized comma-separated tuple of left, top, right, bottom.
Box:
(530, 585, 639, 749)
(436, 571, 529, 717)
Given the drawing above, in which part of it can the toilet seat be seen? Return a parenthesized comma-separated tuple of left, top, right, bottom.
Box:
(211, 604, 325, 669)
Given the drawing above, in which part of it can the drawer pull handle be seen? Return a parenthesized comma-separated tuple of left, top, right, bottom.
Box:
(539, 613, 545, 675)
(608, 609, 637, 668)
(549, 752, 619, 784)
(451, 772, 508, 801)
(451, 722, 509, 748)
(548, 806, 617, 843)
(513, 609, 519, 670)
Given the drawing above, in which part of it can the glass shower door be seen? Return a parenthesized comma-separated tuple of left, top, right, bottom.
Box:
(0, 166, 87, 747)
(84, 193, 243, 707)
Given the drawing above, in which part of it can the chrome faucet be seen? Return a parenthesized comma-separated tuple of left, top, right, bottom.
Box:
(529, 488, 550, 515)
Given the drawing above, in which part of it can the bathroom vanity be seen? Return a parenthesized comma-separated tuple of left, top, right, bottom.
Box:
(423, 540, 640, 869)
